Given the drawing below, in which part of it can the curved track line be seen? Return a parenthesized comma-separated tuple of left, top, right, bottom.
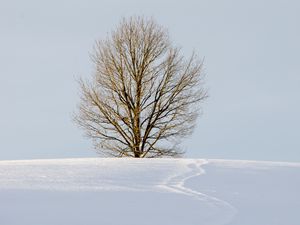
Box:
(160, 159, 237, 224)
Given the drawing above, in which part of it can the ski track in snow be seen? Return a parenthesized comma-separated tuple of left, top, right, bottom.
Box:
(160, 159, 237, 225)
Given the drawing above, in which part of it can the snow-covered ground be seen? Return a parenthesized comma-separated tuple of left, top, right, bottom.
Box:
(0, 158, 299, 225)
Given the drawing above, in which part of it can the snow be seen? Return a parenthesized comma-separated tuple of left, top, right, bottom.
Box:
(0, 158, 299, 225)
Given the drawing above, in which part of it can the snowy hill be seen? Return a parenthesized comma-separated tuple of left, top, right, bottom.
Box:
(0, 158, 299, 225)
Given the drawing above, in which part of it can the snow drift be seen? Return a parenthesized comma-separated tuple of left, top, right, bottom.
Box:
(0, 158, 299, 225)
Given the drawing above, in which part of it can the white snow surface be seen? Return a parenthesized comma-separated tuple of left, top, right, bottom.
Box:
(0, 158, 299, 225)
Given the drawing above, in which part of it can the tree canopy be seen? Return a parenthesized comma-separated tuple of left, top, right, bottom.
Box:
(74, 17, 207, 157)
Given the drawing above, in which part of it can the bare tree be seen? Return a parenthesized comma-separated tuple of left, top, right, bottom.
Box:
(74, 17, 207, 158)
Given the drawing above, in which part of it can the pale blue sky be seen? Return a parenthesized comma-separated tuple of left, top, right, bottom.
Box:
(0, 0, 299, 161)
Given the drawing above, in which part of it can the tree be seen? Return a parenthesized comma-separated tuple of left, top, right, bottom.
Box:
(74, 17, 207, 158)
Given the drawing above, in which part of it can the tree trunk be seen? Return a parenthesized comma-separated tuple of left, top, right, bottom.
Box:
(134, 152, 140, 158)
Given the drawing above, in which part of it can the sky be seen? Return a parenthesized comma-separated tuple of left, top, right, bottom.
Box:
(0, 0, 299, 161)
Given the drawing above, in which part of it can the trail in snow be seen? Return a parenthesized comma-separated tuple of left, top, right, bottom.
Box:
(0, 158, 236, 225)
(160, 159, 237, 225)
(0, 158, 237, 223)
